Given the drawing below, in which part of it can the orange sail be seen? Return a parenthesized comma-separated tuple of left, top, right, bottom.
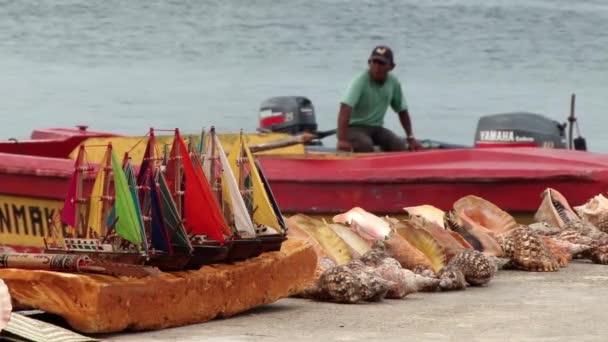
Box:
(176, 130, 230, 242)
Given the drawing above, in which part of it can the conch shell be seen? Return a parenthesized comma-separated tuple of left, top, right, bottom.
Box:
(333, 207, 392, 240)
(573, 194, 608, 232)
(403, 205, 446, 229)
(534, 188, 580, 228)
(327, 223, 371, 259)
(453, 195, 518, 236)
(287, 214, 352, 265)
(0, 279, 11, 332)
(382, 231, 434, 270)
(392, 219, 447, 273)
(286, 216, 330, 261)
(407, 214, 471, 261)
(446, 210, 504, 257)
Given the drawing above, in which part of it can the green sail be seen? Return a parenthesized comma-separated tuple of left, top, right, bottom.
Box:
(111, 151, 143, 247)
(125, 161, 149, 253)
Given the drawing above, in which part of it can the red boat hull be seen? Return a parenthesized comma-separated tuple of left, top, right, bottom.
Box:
(257, 148, 608, 214)
(1, 127, 607, 221)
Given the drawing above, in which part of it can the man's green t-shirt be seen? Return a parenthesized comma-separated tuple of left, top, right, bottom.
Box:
(340, 71, 408, 127)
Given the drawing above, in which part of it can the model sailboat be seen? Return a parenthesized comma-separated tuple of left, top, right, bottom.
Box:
(131, 129, 198, 270)
(201, 127, 264, 261)
(165, 128, 233, 265)
(44, 144, 146, 264)
(227, 131, 287, 252)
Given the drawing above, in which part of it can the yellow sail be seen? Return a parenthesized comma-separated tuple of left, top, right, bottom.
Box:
(86, 146, 111, 238)
(242, 136, 283, 233)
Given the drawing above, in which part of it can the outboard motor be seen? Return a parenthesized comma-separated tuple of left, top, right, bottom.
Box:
(258, 96, 318, 135)
(258, 96, 329, 146)
(474, 112, 567, 149)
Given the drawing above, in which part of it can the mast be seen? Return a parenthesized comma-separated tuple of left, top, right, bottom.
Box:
(198, 128, 205, 161)
(237, 130, 253, 214)
(100, 144, 114, 237)
(74, 145, 89, 237)
(209, 126, 220, 203)
(173, 128, 183, 216)
(237, 130, 245, 194)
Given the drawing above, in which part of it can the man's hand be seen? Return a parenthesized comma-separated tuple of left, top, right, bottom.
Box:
(406, 136, 421, 151)
(337, 139, 353, 152)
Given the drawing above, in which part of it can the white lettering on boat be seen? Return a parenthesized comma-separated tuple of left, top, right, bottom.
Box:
(479, 130, 536, 143)
(515, 136, 534, 142)
(479, 130, 515, 142)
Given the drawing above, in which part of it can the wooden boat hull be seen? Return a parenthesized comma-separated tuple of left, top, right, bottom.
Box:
(145, 251, 191, 271)
(224, 239, 263, 262)
(44, 249, 146, 265)
(186, 243, 231, 269)
(258, 234, 287, 253)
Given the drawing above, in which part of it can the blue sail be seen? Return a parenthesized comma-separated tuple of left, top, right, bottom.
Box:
(150, 173, 173, 254)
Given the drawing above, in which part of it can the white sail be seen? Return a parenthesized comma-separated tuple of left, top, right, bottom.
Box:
(201, 134, 212, 179)
(214, 135, 257, 236)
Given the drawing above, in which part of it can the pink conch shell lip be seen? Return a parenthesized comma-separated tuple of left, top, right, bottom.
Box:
(0, 279, 11, 332)
(333, 208, 391, 240)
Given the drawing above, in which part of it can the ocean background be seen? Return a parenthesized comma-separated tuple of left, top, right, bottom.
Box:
(0, 0, 606, 150)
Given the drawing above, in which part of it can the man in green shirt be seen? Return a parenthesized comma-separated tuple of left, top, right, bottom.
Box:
(337, 45, 417, 152)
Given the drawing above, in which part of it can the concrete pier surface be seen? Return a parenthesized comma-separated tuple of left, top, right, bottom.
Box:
(103, 261, 608, 342)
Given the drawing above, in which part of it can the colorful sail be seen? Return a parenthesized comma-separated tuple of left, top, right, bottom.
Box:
(164, 135, 180, 207)
(111, 151, 144, 247)
(197, 129, 205, 156)
(150, 173, 173, 254)
(136, 133, 152, 204)
(158, 172, 192, 251)
(124, 160, 149, 253)
(235, 135, 284, 233)
(177, 130, 230, 242)
(254, 158, 286, 231)
(86, 146, 111, 238)
(215, 135, 256, 236)
(61, 146, 85, 228)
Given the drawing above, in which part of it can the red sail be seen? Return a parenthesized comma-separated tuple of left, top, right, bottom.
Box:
(177, 131, 229, 242)
(60, 146, 84, 227)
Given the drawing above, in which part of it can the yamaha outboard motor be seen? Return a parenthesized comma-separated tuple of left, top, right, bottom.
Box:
(474, 112, 567, 149)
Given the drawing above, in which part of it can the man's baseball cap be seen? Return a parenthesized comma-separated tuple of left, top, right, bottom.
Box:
(369, 45, 394, 66)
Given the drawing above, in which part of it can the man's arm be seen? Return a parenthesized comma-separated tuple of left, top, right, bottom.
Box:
(398, 110, 413, 137)
(337, 103, 352, 141)
(337, 74, 363, 151)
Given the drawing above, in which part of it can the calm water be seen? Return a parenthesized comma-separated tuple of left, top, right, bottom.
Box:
(0, 0, 607, 149)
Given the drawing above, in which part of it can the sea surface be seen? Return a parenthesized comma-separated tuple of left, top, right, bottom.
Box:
(0, 0, 606, 150)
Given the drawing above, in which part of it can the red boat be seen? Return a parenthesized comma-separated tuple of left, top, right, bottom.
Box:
(258, 148, 608, 214)
(0, 96, 598, 251)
